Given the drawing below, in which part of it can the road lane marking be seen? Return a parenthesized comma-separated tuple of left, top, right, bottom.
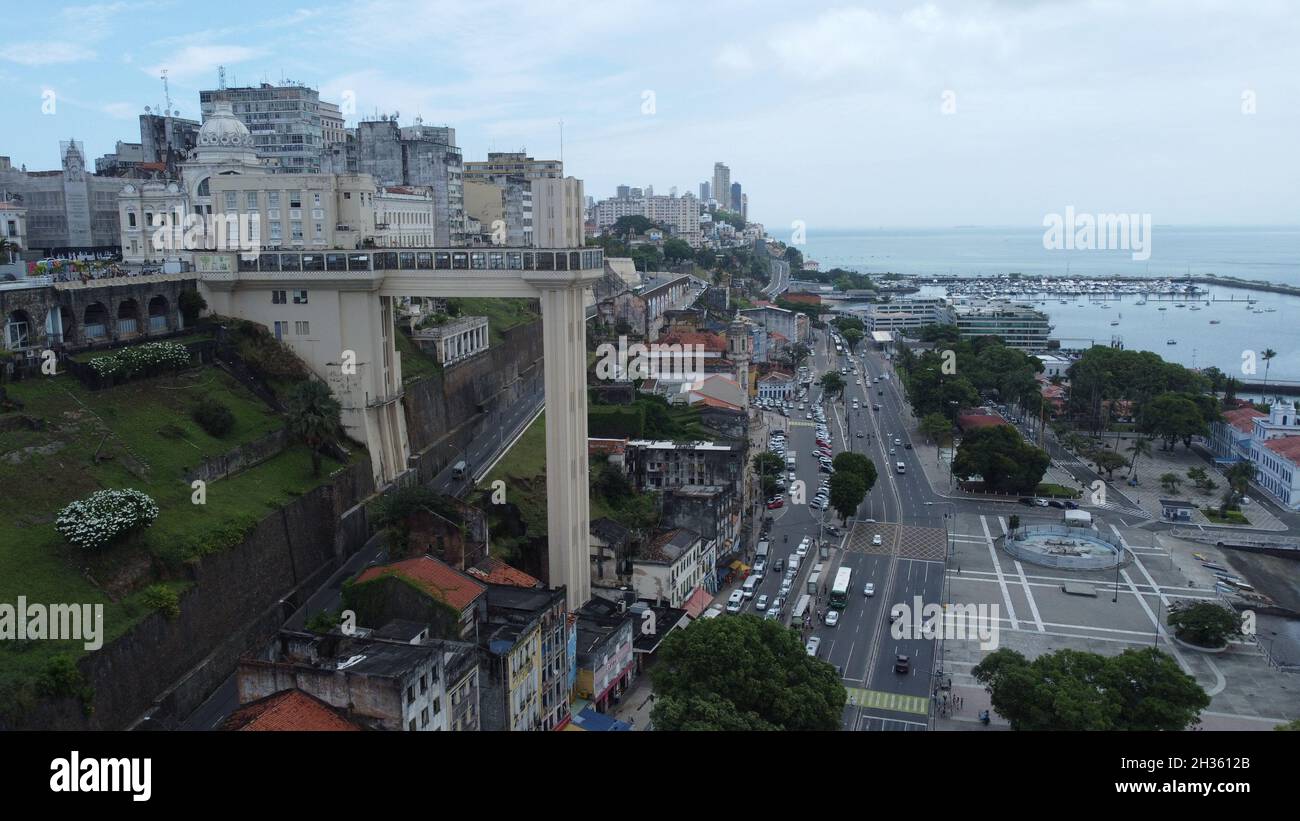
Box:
(979, 515, 1019, 630)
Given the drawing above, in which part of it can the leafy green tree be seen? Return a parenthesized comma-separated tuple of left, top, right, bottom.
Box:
(1140, 392, 1209, 450)
(832, 451, 877, 494)
(819, 371, 845, 399)
(1126, 436, 1152, 480)
(178, 288, 207, 325)
(829, 472, 866, 523)
(973, 647, 1208, 731)
(840, 327, 864, 353)
(1008, 514, 1021, 538)
(951, 425, 1050, 493)
(1186, 466, 1209, 489)
(611, 215, 658, 238)
(780, 342, 812, 373)
(1276, 718, 1300, 731)
(1159, 472, 1182, 493)
(919, 413, 953, 448)
(651, 615, 845, 731)
(285, 380, 343, 477)
(1166, 602, 1239, 649)
(663, 237, 694, 262)
(1093, 449, 1129, 480)
(1221, 460, 1255, 511)
(753, 451, 785, 497)
(369, 483, 438, 550)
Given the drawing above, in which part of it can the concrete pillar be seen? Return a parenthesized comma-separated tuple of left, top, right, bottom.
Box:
(538, 284, 592, 610)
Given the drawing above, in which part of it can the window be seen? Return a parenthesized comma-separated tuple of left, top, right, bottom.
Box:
(246, 191, 258, 210)
(268, 192, 280, 208)
(408, 719, 416, 732)
(292, 289, 308, 304)
(344, 191, 351, 199)
(314, 223, 323, 240)
(127, 212, 136, 228)
(311, 208, 324, 220)
(273, 321, 288, 340)
(272, 290, 286, 304)
(421, 708, 429, 728)
(407, 685, 415, 705)
(420, 674, 427, 695)
(269, 222, 281, 240)
(224, 192, 237, 211)
(289, 191, 302, 209)
(291, 222, 303, 240)
(295, 321, 310, 336)
(433, 697, 441, 715)
(313, 192, 321, 207)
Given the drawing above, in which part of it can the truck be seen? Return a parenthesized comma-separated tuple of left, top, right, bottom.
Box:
(452, 460, 468, 480)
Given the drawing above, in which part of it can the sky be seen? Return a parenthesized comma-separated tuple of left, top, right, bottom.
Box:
(4, 0, 1298, 233)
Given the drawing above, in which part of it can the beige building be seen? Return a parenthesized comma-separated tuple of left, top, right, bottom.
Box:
(374, 187, 437, 248)
(531, 176, 584, 248)
(1, 201, 27, 260)
(463, 179, 510, 244)
(208, 172, 376, 252)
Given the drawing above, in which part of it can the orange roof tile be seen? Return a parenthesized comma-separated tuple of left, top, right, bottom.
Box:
(467, 556, 541, 588)
(1223, 407, 1267, 434)
(224, 689, 362, 732)
(1263, 435, 1300, 463)
(355, 555, 486, 611)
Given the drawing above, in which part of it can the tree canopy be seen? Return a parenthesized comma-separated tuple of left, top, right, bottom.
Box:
(651, 615, 846, 731)
(951, 424, 1050, 493)
(972, 647, 1209, 730)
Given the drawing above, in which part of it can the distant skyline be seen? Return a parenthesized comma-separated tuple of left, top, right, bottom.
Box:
(4, 0, 1298, 233)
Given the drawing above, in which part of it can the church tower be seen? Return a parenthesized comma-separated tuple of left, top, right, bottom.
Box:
(727, 317, 751, 409)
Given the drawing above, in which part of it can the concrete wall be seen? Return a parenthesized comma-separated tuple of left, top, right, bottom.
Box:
(403, 318, 544, 480)
(1, 458, 375, 731)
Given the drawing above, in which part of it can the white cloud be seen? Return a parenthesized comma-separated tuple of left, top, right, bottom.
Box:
(2, 43, 96, 67)
(145, 45, 265, 83)
(715, 45, 756, 74)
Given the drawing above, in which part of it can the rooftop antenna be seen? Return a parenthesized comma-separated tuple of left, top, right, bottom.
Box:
(160, 69, 173, 116)
(559, 120, 564, 167)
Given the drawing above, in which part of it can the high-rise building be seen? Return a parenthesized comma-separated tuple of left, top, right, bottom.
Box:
(712, 163, 730, 209)
(319, 101, 346, 146)
(591, 191, 701, 246)
(353, 118, 464, 245)
(139, 113, 201, 179)
(616, 184, 630, 199)
(199, 82, 335, 174)
(699, 181, 709, 202)
(464, 153, 577, 248)
(730, 181, 742, 212)
(741, 192, 748, 221)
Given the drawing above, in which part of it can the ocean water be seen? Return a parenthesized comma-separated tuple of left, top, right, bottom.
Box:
(800, 226, 1300, 284)
(802, 226, 1300, 383)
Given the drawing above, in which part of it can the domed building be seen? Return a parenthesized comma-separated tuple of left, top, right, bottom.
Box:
(182, 101, 274, 213)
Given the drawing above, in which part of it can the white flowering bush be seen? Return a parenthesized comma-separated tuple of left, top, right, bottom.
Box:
(56, 489, 160, 550)
(88, 342, 191, 380)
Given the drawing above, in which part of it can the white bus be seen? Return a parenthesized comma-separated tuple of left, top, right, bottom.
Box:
(830, 566, 852, 609)
(791, 593, 812, 627)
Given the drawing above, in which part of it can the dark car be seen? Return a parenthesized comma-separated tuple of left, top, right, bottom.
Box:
(1018, 497, 1035, 506)
(904, 443, 913, 450)
(1064, 500, 1079, 509)
(1048, 499, 1065, 509)
(894, 655, 911, 674)
(774, 558, 785, 572)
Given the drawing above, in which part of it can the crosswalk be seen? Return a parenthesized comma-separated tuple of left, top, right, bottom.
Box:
(845, 686, 930, 716)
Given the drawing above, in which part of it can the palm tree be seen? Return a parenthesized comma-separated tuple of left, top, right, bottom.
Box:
(1222, 460, 1255, 512)
(0, 237, 18, 263)
(1261, 349, 1277, 392)
(285, 380, 343, 477)
(1126, 436, 1153, 480)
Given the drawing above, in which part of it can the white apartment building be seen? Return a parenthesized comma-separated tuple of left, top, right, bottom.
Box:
(632, 528, 715, 608)
(951, 299, 1052, 352)
(374, 186, 437, 247)
(591, 192, 701, 246)
(853, 297, 955, 333)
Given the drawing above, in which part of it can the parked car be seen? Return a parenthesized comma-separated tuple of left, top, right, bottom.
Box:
(825, 609, 840, 626)
(1048, 499, 1065, 509)
(1018, 497, 1035, 506)
(755, 594, 769, 611)
(805, 637, 822, 657)
(726, 590, 744, 613)
(1064, 500, 1079, 509)
(766, 499, 784, 510)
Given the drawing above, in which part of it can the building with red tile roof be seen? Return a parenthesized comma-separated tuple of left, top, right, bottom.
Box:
(223, 688, 363, 731)
(956, 409, 1010, 433)
(468, 556, 541, 588)
(353, 555, 486, 637)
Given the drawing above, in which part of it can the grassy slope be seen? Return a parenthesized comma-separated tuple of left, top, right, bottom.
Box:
(0, 365, 341, 705)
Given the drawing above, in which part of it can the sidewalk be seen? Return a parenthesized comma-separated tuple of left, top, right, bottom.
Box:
(932, 684, 1009, 731)
(608, 669, 657, 731)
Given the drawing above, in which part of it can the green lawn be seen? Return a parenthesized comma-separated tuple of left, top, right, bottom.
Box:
(1202, 508, 1248, 524)
(447, 297, 539, 346)
(394, 331, 440, 383)
(0, 365, 342, 713)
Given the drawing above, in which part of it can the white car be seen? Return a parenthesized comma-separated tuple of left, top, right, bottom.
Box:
(825, 609, 840, 626)
(796, 540, 809, 557)
(726, 590, 744, 613)
(863, 583, 875, 597)
(754, 559, 766, 574)
(805, 637, 822, 657)
(755, 594, 769, 611)
(780, 579, 792, 595)
(788, 471, 796, 481)
(872, 534, 883, 546)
